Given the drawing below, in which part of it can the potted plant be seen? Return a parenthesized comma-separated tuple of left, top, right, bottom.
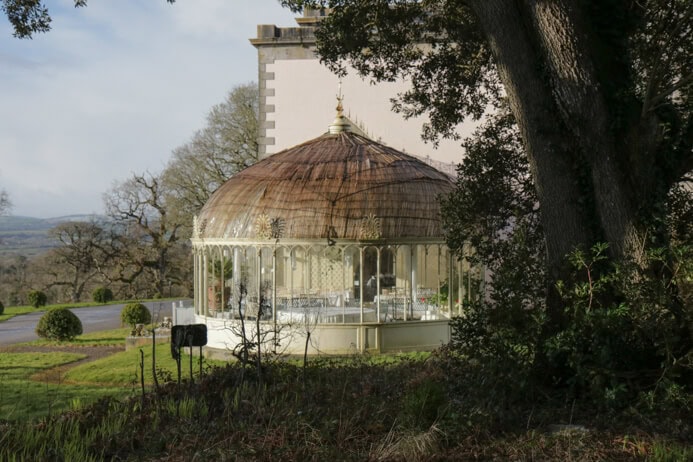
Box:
(207, 257, 233, 314)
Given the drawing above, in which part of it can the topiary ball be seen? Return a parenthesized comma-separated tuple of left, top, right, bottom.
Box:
(27, 290, 47, 308)
(36, 308, 83, 341)
(92, 287, 114, 304)
(120, 302, 151, 328)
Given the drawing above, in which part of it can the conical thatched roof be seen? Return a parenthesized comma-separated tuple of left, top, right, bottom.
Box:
(196, 131, 454, 241)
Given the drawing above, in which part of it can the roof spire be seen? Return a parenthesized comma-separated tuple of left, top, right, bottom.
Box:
(329, 80, 351, 134)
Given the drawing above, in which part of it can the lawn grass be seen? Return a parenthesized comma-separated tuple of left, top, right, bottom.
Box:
(64, 341, 225, 387)
(0, 328, 225, 422)
(0, 352, 130, 422)
(30, 327, 132, 347)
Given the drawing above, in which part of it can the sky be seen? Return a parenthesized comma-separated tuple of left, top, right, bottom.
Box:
(0, 0, 297, 218)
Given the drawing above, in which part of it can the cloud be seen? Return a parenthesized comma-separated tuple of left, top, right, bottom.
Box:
(0, 0, 296, 218)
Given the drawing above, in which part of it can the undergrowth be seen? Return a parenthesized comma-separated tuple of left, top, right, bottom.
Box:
(0, 351, 689, 461)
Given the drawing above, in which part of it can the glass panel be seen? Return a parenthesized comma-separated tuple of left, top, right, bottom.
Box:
(320, 246, 344, 304)
(343, 246, 359, 307)
(206, 249, 231, 316)
(241, 246, 258, 306)
(362, 247, 379, 304)
(288, 247, 308, 297)
(379, 247, 396, 294)
(258, 247, 273, 319)
(383, 245, 410, 321)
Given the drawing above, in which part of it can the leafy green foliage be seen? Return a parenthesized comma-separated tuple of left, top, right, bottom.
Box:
(35, 307, 83, 341)
(546, 243, 693, 403)
(441, 108, 546, 322)
(447, 302, 542, 425)
(447, 239, 692, 413)
(120, 302, 151, 328)
(92, 287, 114, 304)
(1, 0, 51, 39)
(27, 289, 47, 308)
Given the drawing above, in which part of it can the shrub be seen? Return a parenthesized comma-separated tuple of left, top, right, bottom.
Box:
(546, 243, 693, 405)
(92, 287, 114, 304)
(121, 302, 151, 328)
(0, 301, 4, 315)
(27, 290, 47, 308)
(36, 308, 83, 341)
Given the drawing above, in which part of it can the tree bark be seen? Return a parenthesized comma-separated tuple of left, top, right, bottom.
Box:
(469, 0, 593, 317)
(527, 0, 645, 262)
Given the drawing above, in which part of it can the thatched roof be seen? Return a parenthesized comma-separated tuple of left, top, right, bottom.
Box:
(196, 131, 454, 241)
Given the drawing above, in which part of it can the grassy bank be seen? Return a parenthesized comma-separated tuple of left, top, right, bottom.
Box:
(0, 350, 130, 423)
(0, 325, 690, 460)
(1, 348, 690, 460)
(0, 328, 219, 422)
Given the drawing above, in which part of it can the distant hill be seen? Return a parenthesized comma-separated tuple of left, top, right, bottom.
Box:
(0, 214, 108, 257)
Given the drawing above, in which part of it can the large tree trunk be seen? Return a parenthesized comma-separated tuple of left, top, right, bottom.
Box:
(471, 0, 655, 270)
(469, 0, 593, 319)
(527, 0, 645, 262)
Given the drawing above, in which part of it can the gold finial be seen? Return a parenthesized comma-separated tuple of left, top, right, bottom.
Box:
(329, 80, 351, 134)
(336, 81, 344, 115)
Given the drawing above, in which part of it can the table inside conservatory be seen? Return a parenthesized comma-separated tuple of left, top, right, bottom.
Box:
(276, 306, 373, 324)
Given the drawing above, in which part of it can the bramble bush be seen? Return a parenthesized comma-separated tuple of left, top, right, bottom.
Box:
(92, 287, 114, 304)
(35, 307, 83, 341)
(120, 302, 151, 328)
(27, 290, 47, 308)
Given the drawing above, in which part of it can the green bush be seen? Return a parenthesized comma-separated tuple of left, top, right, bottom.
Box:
(27, 290, 47, 308)
(92, 287, 114, 304)
(546, 243, 693, 404)
(35, 308, 83, 341)
(0, 300, 4, 315)
(120, 302, 151, 328)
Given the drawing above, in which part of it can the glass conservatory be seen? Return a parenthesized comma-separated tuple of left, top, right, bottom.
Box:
(182, 108, 478, 357)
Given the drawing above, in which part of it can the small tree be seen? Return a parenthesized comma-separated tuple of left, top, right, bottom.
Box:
(92, 287, 114, 304)
(120, 302, 151, 328)
(36, 308, 83, 341)
(27, 290, 47, 308)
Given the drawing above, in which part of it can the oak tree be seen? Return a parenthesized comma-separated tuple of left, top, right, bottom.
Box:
(44, 220, 115, 302)
(104, 172, 183, 298)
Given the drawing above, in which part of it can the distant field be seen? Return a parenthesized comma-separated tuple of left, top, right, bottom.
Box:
(0, 229, 55, 256)
(0, 214, 107, 256)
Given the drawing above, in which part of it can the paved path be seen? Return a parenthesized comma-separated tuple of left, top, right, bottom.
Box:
(0, 301, 177, 346)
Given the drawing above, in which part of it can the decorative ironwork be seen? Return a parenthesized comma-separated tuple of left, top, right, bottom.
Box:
(256, 214, 284, 240)
(255, 214, 272, 239)
(326, 225, 338, 246)
(270, 217, 285, 239)
(359, 213, 382, 239)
